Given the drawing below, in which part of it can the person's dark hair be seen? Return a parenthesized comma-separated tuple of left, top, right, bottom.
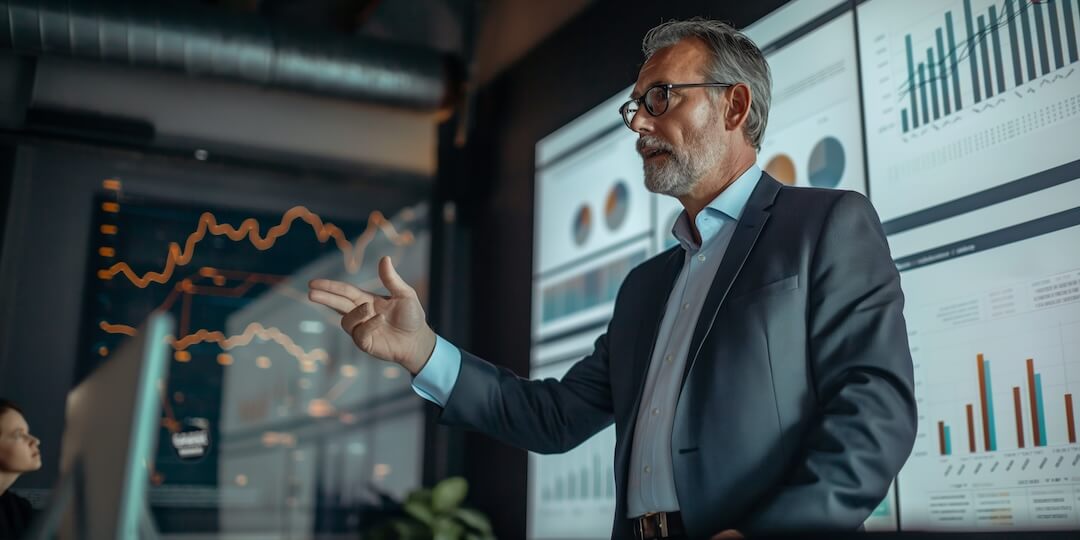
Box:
(0, 398, 23, 418)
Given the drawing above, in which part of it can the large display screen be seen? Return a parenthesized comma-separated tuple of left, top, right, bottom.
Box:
(530, 0, 1080, 534)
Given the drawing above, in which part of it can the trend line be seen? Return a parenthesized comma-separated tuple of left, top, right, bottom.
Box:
(100, 320, 328, 367)
(98, 206, 415, 288)
(100, 321, 137, 336)
(169, 322, 329, 366)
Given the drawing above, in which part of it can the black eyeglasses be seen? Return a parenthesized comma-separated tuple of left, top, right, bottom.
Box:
(619, 82, 734, 129)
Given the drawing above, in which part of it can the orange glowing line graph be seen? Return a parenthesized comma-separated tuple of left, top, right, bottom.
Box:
(100, 321, 328, 366)
(100, 321, 137, 336)
(98, 206, 415, 288)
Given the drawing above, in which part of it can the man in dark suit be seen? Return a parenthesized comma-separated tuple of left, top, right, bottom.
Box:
(309, 19, 916, 540)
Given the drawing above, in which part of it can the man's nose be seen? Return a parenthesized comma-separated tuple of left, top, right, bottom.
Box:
(629, 108, 653, 134)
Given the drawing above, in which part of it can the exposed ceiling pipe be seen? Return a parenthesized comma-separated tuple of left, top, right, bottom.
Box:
(0, 0, 458, 111)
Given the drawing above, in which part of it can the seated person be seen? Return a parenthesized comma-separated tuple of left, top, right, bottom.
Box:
(0, 399, 41, 538)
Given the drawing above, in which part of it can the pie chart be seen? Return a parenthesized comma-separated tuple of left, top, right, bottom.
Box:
(764, 154, 796, 185)
(572, 205, 591, 246)
(604, 182, 630, 231)
(808, 136, 845, 188)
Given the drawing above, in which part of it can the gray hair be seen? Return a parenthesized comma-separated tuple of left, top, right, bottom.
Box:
(642, 18, 772, 151)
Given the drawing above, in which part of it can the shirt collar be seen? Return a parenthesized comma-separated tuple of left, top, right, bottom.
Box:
(671, 163, 762, 251)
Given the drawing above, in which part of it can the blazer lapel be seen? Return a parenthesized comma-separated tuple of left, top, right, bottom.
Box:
(627, 246, 684, 419)
(680, 174, 782, 388)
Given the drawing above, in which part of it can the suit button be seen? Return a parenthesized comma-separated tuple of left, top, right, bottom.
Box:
(682, 303, 690, 310)
(644, 465, 651, 474)
(652, 408, 660, 416)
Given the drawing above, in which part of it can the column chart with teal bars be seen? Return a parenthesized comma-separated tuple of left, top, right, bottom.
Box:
(890, 183, 1080, 530)
(527, 350, 616, 539)
(857, 0, 1080, 221)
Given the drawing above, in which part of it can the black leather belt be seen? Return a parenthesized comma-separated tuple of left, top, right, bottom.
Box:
(632, 511, 685, 540)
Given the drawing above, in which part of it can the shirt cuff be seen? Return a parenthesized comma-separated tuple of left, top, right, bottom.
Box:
(410, 334, 461, 407)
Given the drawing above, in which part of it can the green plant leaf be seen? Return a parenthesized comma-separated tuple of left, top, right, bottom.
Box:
(433, 516, 465, 540)
(404, 501, 436, 526)
(406, 487, 434, 506)
(432, 477, 469, 513)
(391, 518, 431, 540)
(454, 508, 492, 534)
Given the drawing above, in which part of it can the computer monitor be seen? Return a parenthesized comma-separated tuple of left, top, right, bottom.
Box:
(31, 312, 173, 540)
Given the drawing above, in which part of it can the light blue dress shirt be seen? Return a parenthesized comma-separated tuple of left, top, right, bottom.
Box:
(413, 164, 763, 517)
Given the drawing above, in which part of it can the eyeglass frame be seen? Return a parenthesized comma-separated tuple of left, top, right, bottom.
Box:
(619, 82, 735, 130)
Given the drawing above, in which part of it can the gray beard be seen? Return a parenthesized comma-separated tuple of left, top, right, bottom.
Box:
(643, 152, 699, 197)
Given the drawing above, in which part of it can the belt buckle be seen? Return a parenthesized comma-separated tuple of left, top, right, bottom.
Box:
(637, 512, 670, 539)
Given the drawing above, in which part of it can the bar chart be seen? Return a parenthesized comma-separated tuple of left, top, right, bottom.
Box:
(894, 193, 1080, 530)
(857, 0, 1080, 221)
(899, 0, 1080, 134)
(934, 355, 1078, 456)
(527, 357, 616, 539)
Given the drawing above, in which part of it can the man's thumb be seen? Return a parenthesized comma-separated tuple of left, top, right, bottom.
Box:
(378, 256, 413, 297)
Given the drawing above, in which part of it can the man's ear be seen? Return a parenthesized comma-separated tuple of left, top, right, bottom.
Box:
(724, 83, 753, 132)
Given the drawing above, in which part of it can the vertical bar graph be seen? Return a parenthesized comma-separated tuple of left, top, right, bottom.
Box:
(977, 16, 994, 98)
(938, 421, 952, 455)
(946, 12, 962, 112)
(976, 354, 998, 451)
(918, 63, 929, 125)
(1048, 0, 1065, 69)
(1013, 386, 1025, 449)
(1065, 0, 1079, 63)
(1067, 394, 1077, 444)
(989, 5, 1006, 94)
(905, 34, 919, 132)
(964, 0, 982, 103)
(896, 0, 1080, 133)
(1035, 373, 1048, 447)
(966, 404, 977, 452)
(928, 48, 941, 120)
(936, 28, 952, 115)
(1033, 0, 1051, 75)
(934, 355, 1080, 455)
(1006, 0, 1024, 86)
(1027, 358, 1041, 447)
(1020, 0, 1038, 80)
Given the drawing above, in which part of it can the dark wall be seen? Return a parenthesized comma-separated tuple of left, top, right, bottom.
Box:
(455, 0, 789, 536)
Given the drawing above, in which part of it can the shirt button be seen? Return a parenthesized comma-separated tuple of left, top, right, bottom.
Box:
(682, 303, 690, 310)
(644, 465, 651, 474)
(665, 355, 673, 363)
(697, 254, 706, 262)
(652, 408, 660, 416)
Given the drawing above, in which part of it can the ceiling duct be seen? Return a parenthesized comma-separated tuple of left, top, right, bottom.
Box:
(0, 0, 456, 111)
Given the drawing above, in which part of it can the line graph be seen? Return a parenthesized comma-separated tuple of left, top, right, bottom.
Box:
(79, 190, 429, 496)
(98, 206, 415, 287)
(100, 320, 329, 367)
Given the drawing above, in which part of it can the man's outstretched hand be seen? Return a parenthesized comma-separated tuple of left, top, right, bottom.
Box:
(308, 256, 436, 375)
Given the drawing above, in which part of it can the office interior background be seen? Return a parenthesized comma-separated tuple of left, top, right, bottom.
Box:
(0, 0, 1078, 537)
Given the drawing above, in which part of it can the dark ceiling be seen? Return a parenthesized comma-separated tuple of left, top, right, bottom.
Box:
(196, 0, 596, 86)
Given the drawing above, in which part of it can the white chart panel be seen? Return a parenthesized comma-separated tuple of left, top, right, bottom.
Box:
(535, 122, 651, 277)
(858, 0, 1080, 221)
(532, 236, 649, 342)
(895, 191, 1080, 530)
(748, 10, 868, 194)
(528, 330, 615, 540)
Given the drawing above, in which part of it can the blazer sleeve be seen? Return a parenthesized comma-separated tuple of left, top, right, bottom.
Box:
(437, 332, 615, 454)
(434, 266, 641, 454)
(740, 192, 917, 534)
